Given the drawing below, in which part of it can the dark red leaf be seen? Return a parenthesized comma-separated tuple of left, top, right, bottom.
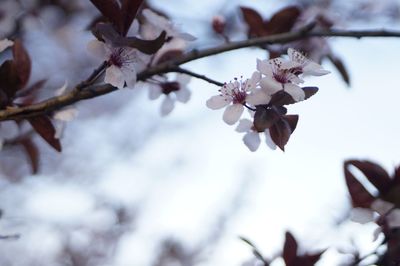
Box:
(344, 161, 375, 208)
(90, 0, 123, 33)
(155, 50, 184, 64)
(95, 23, 167, 54)
(283, 115, 299, 133)
(392, 166, 400, 186)
(265, 6, 301, 35)
(269, 117, 292, 151)
(346, 160, 391, 194)
(122, 31, 167, 54)
(12, 40, 31, 88)
(283, 232, 298, 266)
(269, 91, 295, 106)
(20, 138, 39, 174)
(327, 54, 350, 85)
(28, 116, 62, 152)
(15, 79, 47, 100)
(253, 106, 281, 132)
(302, 251, 325, 265)
(303, 87, 319, 100)
(240, 6, 267, 37)
(121, 0, 144, 36)
(0, 60, 21, 99)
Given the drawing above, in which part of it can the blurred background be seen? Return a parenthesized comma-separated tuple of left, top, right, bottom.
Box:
(0, 0, 400, 265)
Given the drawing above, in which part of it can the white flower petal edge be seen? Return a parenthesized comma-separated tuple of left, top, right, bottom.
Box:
(206, 95, 229, 110)
(236, 119, 253, 133)
(105, 65, 125, 89)
(243, 132, 261, 152)
(223, 104, 244, 125)
(175, 87, 191, 103)
(161, 96, 175, 116)
(0, 39, 13, 53)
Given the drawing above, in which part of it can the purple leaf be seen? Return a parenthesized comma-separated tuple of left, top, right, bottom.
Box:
(0, 60, 21, 100)
(28, 116, 62, 152)
(283, 232, 298, 266)
(90, 0, 123, 33)
(269, 117, 292, 151)
(327, 54, 350, 85)
(20, 138, 39, 174)
(240, 6, 267, 37)
(253, 106, 281, 132)
(344, 161, 375, 208)
(121, 0, 144, 36)
(346, 160, 391, 194)
(265, 6, 301, 35)
(12, 39, 31, 88)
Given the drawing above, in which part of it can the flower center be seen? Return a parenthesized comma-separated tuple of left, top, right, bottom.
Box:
(109, 48, 124, 68)
(161, 82, 180, 94)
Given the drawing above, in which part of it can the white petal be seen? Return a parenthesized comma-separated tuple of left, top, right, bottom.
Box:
(55, 81, 68, 96)
(371, 199, 394, 215)
(223, 104, 244, 125)
(148, 84, 162, 100)
(388, 209, 400, 228)
(0, 39, 13, 53)
(249, 71, 261, 88)
(350, 208, 375, 224)
(372, 226, 382, 242)
(105, 65, 125, 89)
(206, 95, 230, 110)
(176, 74, 191, 86)
(260, 77, 282, 95)
(236, 119, 253, 133)
(264, 129, 277, 150)
(246, 90, 271, 106)
(87, 39, 108, 60)
(178, 32, 197, 41)
(121, 65, 137, 88)
(257, 59, 272, 76)
(303, 61, 330, 76)
(161, 96, 175, 116)
(54, 121, 65, 139)
(284, 83, 305, 101)
(54, 107, 78, 122)
(175, 87, 191, 103)
(243, 132, 261, 152)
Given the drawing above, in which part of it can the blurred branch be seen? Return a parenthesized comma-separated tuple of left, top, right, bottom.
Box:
(173, 67, 224, 87)
(1, 28, 400, 121)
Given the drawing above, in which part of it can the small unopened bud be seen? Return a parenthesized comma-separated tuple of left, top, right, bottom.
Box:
(212, 15, 226, 34)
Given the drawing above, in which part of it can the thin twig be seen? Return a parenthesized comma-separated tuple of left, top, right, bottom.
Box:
(173, 67, 224, 86)
(1, 28, 400, 121)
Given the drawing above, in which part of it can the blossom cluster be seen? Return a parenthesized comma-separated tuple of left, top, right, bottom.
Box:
(207, 48, 329, 151)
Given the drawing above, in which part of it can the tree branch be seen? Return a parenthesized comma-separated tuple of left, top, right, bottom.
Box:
(1, 28, 400, 121)
(173, 67, 224, 87)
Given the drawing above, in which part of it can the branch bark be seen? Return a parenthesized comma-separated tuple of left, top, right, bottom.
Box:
(1, 28, 400, 121)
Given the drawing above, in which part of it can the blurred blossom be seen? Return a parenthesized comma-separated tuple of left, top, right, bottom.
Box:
(148, 74, 191, 116)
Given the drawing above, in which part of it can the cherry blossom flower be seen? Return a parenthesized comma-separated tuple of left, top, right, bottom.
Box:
(236, 119, 276, 152)
(87, 40, 146, 89)
(257, 58, 305, 102)
(141, 9, 195, 41)
(0, 38, 13, 53)
(351, 198, 400, 240)
(285, 48, 331, 77)
(147, 74, 191, 116)
(206, 72, 261, 125)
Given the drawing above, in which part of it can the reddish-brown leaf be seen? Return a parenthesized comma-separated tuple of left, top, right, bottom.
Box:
(344, 161, 375, 208)
(303, 87, 319, 100)
(283, 115, 299, 133)
(253, 106, 281, 132)
(240, 6, 267, 37)
(20, 138, 39, 174)
(283, 232, 298, 266)
(392, 166, 400, 186)
(122, 31, 167, 54)
(0, 60, 21, 99)
(28, 116, 62, 152)
(12, 40, 31, 88)
(269, 118, 292, 151)
(90, 0, 123, 33)
(265, 6, 301, 35)
(346, 160, 391, 194)
(327, 54, 350, 85)
(121, 0, 144, 36)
